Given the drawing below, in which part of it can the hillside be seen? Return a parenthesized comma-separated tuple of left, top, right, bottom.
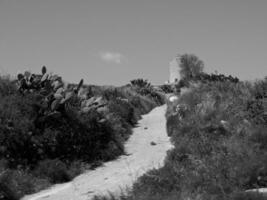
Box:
(0, 68, 166, 200)
(93, 55, 267, 200)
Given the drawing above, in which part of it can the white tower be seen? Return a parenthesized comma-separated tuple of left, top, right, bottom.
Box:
(169, 58, 179, 83)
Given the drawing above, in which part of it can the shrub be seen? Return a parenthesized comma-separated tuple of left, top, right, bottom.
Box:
(0, 76, 17, 97)
(163, 79, 267, 199)
(0, 169, 49, 200)
(33, 159, 71, 183)
(95, 77, 267, 200)
(159, 84, 174, 93)
(0, 74, 164, 197)
(108, 99, 137, 126)
(130, 79, 151, 88)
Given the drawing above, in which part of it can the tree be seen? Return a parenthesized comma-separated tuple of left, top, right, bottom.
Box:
(177, 54, 204, 81)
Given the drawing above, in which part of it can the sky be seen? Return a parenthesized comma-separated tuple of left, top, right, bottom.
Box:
(0, 0, 266, 86)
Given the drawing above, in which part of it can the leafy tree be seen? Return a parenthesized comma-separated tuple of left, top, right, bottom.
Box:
(178, 54, 204, 81)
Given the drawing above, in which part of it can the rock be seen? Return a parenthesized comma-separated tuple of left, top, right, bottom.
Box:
(98, 118, 107, 123)
(150, 141, 157, 146)
(169, 95, 178, 102)
(220, 120, 230, 129)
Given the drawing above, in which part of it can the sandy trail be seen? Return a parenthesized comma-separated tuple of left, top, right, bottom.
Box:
(22, 104, 173, 200)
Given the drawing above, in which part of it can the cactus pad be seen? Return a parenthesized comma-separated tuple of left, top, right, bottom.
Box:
(42, 66, 47, 75)
(41, 73, 49, 82)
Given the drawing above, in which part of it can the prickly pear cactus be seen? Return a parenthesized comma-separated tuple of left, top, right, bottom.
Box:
(16, 66, 84, 116)
(54, 92, 64, 100)
(17, 73, 24, 81)
(74, 79, 84, 93)
(64, 91, 74, 101)
(24, 71, 31, 79)
(55, 87, 64, 95)
(42, 66, 47, 75)
(41, 73, 49, 82)
(51, 99, 61, 111)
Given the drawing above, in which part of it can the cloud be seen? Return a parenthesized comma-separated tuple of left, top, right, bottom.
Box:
(99, 52, 125, 64)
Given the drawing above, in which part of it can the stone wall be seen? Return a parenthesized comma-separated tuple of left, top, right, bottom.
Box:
(169, 58, 179, 83)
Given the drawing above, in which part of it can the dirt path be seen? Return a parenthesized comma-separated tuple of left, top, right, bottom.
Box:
(22, 104, 173, 200)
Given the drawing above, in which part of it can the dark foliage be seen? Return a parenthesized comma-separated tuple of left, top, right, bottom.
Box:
(130, 79, 151, 88)
(0, 72, 163, 199)
(159, 84, 174, 93)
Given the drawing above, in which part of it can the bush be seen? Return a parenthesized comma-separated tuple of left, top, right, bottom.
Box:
(95, 77, 267, 200)
(163, 79, 267, 199)
(163, 80, 267, 198)
(0, 76, 17, 97)
(130, 79, 151, 88)
(159, 84, 174, 93)
(33, 159, 71, 183)
(0, 75, 164, 197)
(0, 169, 50, 200)
(108, 99, 137, 126)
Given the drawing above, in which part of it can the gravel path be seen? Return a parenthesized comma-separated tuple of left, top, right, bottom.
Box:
(22, 104, 173, 200)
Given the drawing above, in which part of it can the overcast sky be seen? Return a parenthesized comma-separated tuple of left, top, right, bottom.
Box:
(0, 0, 266, 85)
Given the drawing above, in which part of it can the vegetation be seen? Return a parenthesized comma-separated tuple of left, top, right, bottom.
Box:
(175, 55, 239, 93)
(0, 68, 165, 200)
(159, 84, 174, 94)
(178, 54, 204, 81)
(2, 54, 265, 200)
(130, 79, 151, 88)
(130, 78, 163, 105)
(94, 54, 267, 200)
